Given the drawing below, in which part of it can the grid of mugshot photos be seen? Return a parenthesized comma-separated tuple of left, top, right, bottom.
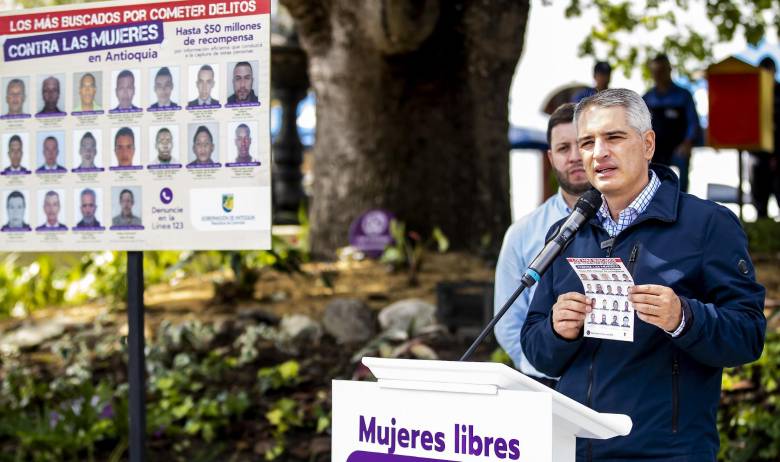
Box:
(580, 271, 634, 329)
(1, 62, 261, 117)
(0, 62, 264, 233)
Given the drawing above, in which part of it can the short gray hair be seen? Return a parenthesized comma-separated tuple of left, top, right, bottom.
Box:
(574, 88, 652, 134)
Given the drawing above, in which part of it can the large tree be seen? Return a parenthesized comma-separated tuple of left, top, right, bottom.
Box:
(281, 0, 774, 258)
(281, 0, 530, 257)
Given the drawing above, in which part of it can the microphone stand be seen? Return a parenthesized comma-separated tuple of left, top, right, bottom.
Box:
(459, 275, 535, 362)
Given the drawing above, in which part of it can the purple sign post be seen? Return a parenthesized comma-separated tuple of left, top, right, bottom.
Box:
(348, 209, 395, 258)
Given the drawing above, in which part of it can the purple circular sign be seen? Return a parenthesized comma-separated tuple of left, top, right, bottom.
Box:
(348, 209, 395, 258)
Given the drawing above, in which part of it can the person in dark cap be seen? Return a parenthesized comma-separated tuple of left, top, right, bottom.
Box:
(572, 61, 612, 103)
(749, 56, 780, 218)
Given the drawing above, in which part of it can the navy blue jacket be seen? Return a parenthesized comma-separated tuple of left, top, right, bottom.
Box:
(521, 165, 766, 461)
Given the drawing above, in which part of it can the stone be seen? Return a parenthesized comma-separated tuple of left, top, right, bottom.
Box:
(322, 298, 375, 344)
(378, 299, 436, 335)
(0, 319, 68, 351)
(279, 314, 322, 346)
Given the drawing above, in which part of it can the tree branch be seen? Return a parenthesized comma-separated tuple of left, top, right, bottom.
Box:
(280, 0, 332, 57)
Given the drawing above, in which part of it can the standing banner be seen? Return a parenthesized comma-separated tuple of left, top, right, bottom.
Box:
(0, 0, 271, 251)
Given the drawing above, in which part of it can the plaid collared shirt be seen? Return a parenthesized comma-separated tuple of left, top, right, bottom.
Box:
(596, 170, 686, 336)
(597, 170, 661, 238)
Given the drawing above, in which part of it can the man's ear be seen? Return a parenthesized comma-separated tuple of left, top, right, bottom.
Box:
(643, 129, 656, 163)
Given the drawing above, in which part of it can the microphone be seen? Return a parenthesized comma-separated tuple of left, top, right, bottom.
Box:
(459, 188, 602, 362)
(520, 188, 602, 288)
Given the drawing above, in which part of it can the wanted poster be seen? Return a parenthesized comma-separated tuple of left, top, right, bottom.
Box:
(568, 257, 635, 342)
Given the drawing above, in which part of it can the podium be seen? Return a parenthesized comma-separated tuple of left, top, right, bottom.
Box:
(332, 357, 632, 462)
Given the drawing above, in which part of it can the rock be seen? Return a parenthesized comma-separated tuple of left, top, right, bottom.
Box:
(0, 319, 68, 351)
(378, 299, 436, 335)
(279, 314, 322, 346)
(236, 306, 280, 325)
(322, 298, 375, 344)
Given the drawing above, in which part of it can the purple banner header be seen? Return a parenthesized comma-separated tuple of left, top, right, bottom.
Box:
(4, 21, 163, 62)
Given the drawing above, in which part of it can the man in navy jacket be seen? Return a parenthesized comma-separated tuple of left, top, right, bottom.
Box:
(521, 88, 766, 461)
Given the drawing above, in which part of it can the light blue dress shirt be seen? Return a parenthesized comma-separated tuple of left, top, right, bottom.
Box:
(494, 191, 570, 378)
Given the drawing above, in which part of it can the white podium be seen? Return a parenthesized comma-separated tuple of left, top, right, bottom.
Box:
(332, 357, 632, 462)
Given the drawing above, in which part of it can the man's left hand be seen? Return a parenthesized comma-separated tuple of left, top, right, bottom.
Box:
(629, 284, 682, 332)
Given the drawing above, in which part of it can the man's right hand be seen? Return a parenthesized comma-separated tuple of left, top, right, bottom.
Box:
(552, 292, 592, 339)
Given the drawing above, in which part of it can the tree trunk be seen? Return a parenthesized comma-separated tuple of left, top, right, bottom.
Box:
(281, 0, 530, 258)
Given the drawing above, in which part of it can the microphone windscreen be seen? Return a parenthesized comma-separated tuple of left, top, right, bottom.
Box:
(576, 188, 603, 218)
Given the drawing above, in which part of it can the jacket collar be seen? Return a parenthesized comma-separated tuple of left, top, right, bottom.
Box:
(641, 163, 680, 223)
(588, 163, 680, 229)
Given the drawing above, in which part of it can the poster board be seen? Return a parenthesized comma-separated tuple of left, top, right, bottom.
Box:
(0, 0, 271, 251)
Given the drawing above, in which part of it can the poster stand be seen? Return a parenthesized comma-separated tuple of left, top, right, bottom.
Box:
(127, 251, 146, 462)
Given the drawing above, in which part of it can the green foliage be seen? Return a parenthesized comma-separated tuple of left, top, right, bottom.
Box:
(257, 360, 301, 393)
(563, 0, 778, 78)
(744, 219, 780, 254)
(489, 347, 513, 366)
(0, 232, 311, 317)
(381, 220, 449, 286)
(719, 331, 780, 461)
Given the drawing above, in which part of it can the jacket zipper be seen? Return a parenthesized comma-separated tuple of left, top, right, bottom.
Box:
(628, 243, 640, 276)
(672, 353, 680, 433)
(587, 238, 615, 462)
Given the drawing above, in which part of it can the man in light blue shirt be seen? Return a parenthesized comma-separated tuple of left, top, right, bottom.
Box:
(494, 103, 591, 384)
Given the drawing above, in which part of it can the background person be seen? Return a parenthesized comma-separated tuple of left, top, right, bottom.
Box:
(749, 56, 780, 218)
(643, 54, 701, 192)
(572, 61, 611, 103)
(493, 103, 591, 386)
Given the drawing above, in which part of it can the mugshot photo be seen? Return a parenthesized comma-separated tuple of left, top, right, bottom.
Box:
(226, 61, 259, 106)
(72, 129, 104, 171)
(187, 64, 220, 109)
(36, 74, 66, 116)
(35, 189, 67, 231)
(72, 71, 103, 113)
(2, 132, 32, 174)
(36, 131, 67, 173)
(2, 189, 32, 232)
(2, 76, 31, 118)
(228, 121, 259, 165)
(73, 187, 104, 230)
(147, 125, 180, 166)
(109, 126, 141, 169)
(109, 69, 141, 113)
(148, 66, 181, 111)
(186, 122, 220, 167)
(110, 186, 143, 229)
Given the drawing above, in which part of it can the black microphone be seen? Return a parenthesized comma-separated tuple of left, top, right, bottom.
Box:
(520, 188, 602, 288)
(459, 188, 602, 362)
